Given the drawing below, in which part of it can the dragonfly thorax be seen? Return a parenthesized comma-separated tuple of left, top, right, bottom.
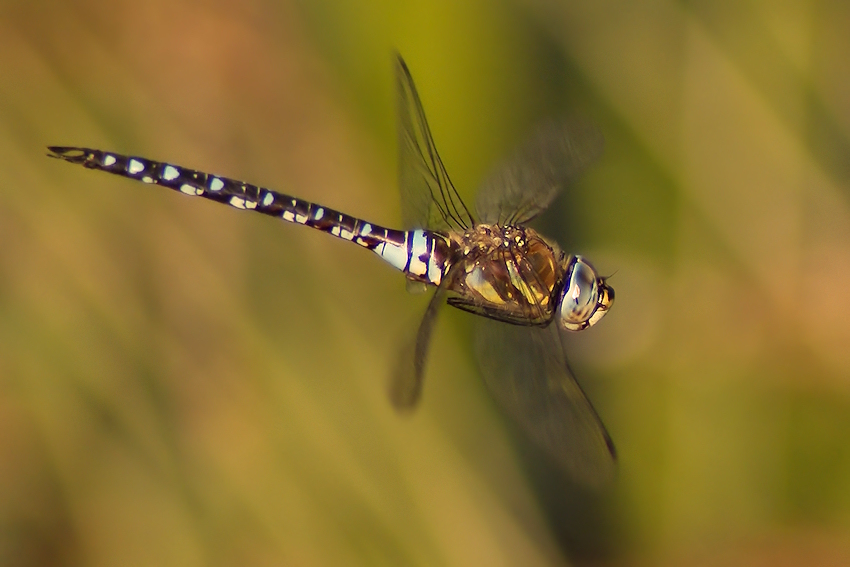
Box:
(445, 224, 564, 326)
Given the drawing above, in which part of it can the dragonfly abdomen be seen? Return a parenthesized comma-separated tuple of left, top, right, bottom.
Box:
(47, 146, 450, 285)
(380, 228, 452, 285)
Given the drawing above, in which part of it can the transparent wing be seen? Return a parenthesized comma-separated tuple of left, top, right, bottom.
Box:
(396, 55, 474, 231)
(475, 118, 603, 225)
(389, 270, 454, 410)
(474, 317, 616, 486)
(391, 56, 471, 410)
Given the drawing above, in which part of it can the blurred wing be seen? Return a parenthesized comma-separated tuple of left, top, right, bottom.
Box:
(475, 118, 603, 225)
(475, 317, 616, 486)
(389, 272, 453, 410)
(396, 55, 474, 231)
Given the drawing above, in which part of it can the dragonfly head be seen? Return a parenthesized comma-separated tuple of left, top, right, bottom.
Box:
(557, 256, 614, 331)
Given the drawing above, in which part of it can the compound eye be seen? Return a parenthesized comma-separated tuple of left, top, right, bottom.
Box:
(559, 258, 600, 330)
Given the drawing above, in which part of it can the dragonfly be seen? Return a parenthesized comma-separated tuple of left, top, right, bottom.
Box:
(48, 55, 615, 485)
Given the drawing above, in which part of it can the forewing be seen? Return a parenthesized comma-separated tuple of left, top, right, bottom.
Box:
(396, 55, 474, 231)
(475, 317, 616, 486)
(475, 118, 603, 225)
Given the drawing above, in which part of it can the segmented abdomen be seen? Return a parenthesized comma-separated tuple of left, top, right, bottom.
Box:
(47, 147, 452, 285)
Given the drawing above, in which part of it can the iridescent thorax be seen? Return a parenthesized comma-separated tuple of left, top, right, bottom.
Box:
(445, 224, 563, 326)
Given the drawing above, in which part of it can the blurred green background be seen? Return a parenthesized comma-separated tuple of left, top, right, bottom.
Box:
(2, 0, 850, 565)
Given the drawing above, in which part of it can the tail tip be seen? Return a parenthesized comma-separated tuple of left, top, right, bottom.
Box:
(46, 146, 88, 162)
